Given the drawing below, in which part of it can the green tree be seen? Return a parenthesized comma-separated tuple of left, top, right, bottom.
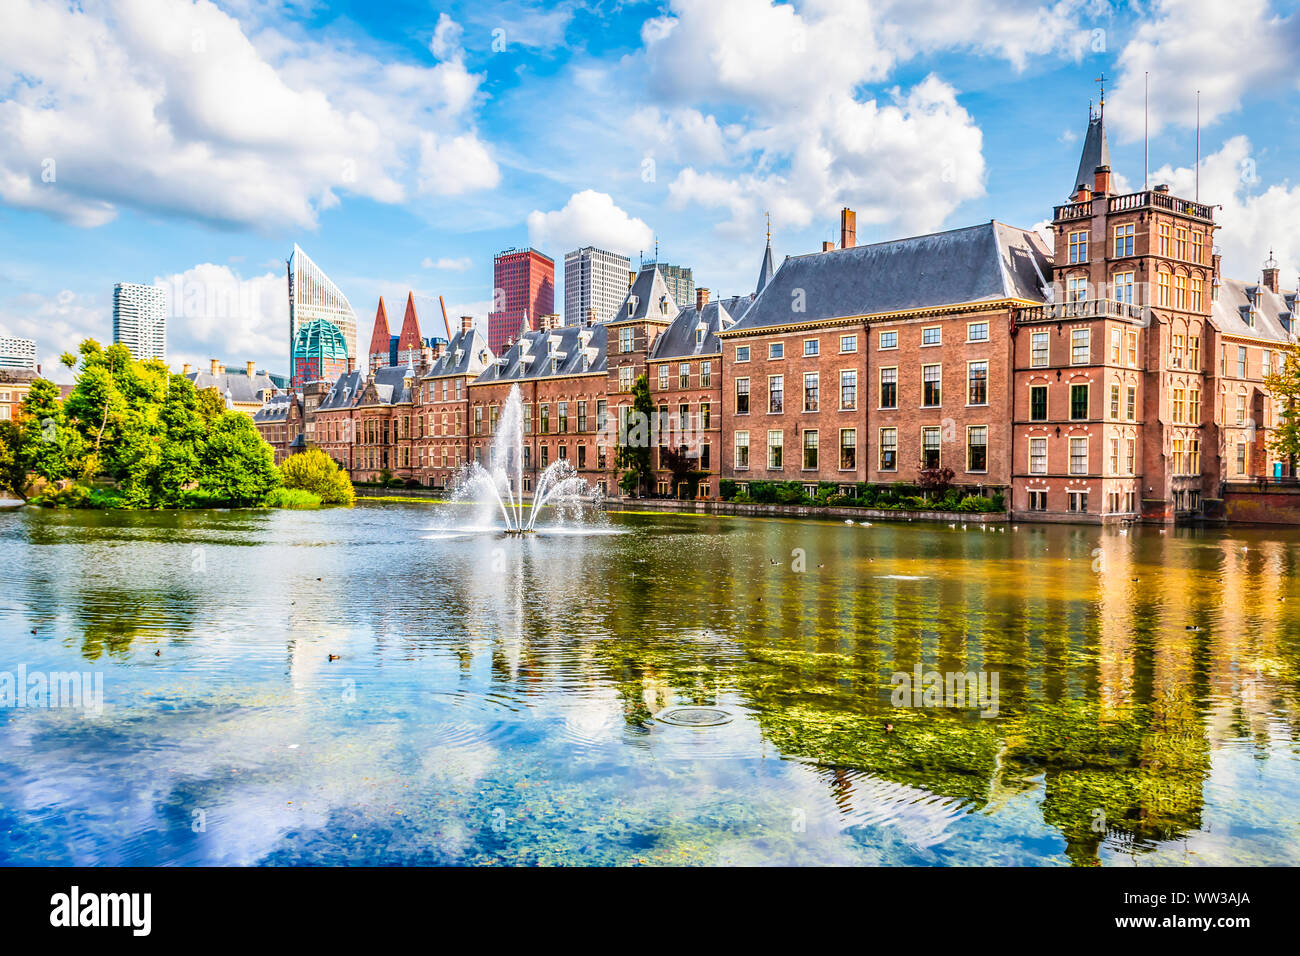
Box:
(21, 378, 84, 481)
(614, 373, 654, 497)
(281, 448, 356, 505)
(1264, 341, 1300, 471)
(198, 411, 282, 506)
(0, 420, 29, 500)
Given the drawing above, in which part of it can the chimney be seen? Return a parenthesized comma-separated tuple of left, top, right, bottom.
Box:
(182, 363, 192, 375)
(209, 358, 220, 376)
(822, 241, 835, 252)
(1263, 252, 1279, 293)
(586, 308, 598, 327)
(1211, 253, 1222, 301)
(1073, 182, 1092, 203)
(840, 207, 856, 249)
(461, 315, 473, 334)
(347, 356, 356, 373)
(696, 287, 710, 310)
(1093, 164, 1112, 196)
(246, 361, 256, 378)
(1154, 183, 1170, 194)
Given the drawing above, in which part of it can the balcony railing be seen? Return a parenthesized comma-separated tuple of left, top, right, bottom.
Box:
(1054, 190, 1216, 223)
(1016, 298, 1145, 323)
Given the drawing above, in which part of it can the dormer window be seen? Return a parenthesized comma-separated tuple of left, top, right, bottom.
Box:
(659, 295, 669, 314)
(627, 296, 639, 317)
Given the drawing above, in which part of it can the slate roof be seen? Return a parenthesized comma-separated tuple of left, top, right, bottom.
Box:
(187, 367, 279, 405)
(610, 264, 678, 324)
(252, 391, 295, 424)
(726, 221, 1051, 334)
(473, 323, 607, 384)
(1211, 277, 1298, 344)
(424, 328, 492, 379)
(1074, 111, 1111, 194)
(649, 299, 743, 360)
(317, 369, 365, 411)
(756, 240, 776, 295)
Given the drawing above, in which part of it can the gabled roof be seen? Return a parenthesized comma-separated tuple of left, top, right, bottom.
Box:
(649, 299, 740, 360)
(1211, 277, 1297, 345)
(1073, 110, 1111, 194)
(727, 221, 1051, 334)
(368, 297, 392, 357)
(424, 327, 493, 379)
(610, 264, 678, 324)
(473, 323, 607, 384)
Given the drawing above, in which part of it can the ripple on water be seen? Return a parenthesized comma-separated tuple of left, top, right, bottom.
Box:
(823, 767, 970, 850)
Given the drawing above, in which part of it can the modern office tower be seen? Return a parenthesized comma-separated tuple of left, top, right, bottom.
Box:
(645, 261, 693, 310)
(0, 336, 37, 370)
(564, 246, 632, 326)
(287, 244, 357, 384)
(112, 282, 167, 362)
(487, 247, 554, 354)
(291, 319, 350, 388)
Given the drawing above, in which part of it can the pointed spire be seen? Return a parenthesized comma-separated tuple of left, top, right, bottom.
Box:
(396, 292, 423, 353)
(756, 217, 776, 295)
(368, 296, 392, 365)
(1073, 103, 1111, 196)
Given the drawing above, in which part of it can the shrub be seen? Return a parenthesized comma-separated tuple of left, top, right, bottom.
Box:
(280, 448, 356, 505)
(266, 487, 322, 509)
(719, 478, 737, 501)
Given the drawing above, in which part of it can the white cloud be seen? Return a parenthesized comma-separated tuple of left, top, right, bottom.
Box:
(153, 263, 288, 372)
(627, 107, 728, 166)
(0, 290, 107, 384)
(0, 0, 499, 231)
(526, 190, 655, 258)
(421, 257, 473, 272)
(1110, 0, 1300, 139)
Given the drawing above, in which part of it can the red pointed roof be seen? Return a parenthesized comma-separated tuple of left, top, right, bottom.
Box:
(397, 292, 423, 352)
(368, 297, 391, 357)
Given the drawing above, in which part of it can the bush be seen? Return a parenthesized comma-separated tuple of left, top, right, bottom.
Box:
(266, 487, 322, 509)
(719, 478, 737, 501)
(280, 448, 356, 505)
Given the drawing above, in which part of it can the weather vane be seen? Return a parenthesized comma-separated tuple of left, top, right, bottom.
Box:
(1095, 71, 1106, 113)
(765, 210, 771, 242)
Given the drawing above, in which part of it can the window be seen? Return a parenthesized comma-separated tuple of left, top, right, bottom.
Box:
(922, 364, 941, 406)
(879, 428, 897, 470)
(769, 342, 784, 360)
(1172, 437, 1185, 475)
(1126, 331, 1138, 367)
(803, 430, 819, 470)
(596, 399, 607, 433)
(767, 429, 784, 469)
(1028, 490, 1047, 511)
(1031, 332, 1049, 367)
(540, 403, 550, 433)
(922, 326, 942, 346)
(701, 361, 712, 387)
(1189, 387, 1201, 423)
(540, 446, 549, 469)
(1188, 335, 1200, 371)
(578, 402, 588, 433)
(1263, 349, 1271, 378)
(1158, 271, 1170, 307)
(1108, 383, 1121, 419)
(679, 363, 690, 389)
(1174, 274, 1186, 310)
(678, 403, 689, 431)
(1071, 328, 1090, 364)
(1067, 276, 1087, 303)
(1069, 437, 1088, 475)
(840, 429, 857, 470)
(967, 426, 988, 472)
(1236, 392, 1247, 425)
(1191, 277, 1204, 312)
(967, 361, 988, 405)
(1189, 438, 1200, 475)
(1110, 329, 1122, 364)
(1114, 223, 1134, 258)
(700, 403, 711, 430)
(1159, 223, 1170, 256)
(803, 372, 819, 412)
(736, 346, 750, 363)
(768, 375, 784, 413)
(922, 427, 942, 468)
(1126, 438, 1135, 474)
(1114, 271, 1134, 305)
(880, 367, 898, 408)
(840, 334, 858, 353)
(1236, 442, 1247, 476)
(1172, 387, 1186, 423)
(840, 370, 857, 410)
(1238, 346, 1248, 378)
(803, 339, 819, 356)
(577, 445, 587, 469)
(1192, 231, 1205, 264)
(1171, 333, 1185, 368)
(1070, 383, 1089, 419)
(1030, 385, 1048, 421)
(618, 366, 633, 392)
(619, 327, 634, 353)
(658, 365, 669, 390)
(735, 431, 750, 469)
(879, 331, 898, 350)
(1175, 227, 1187, 260)
(1126, 385, 1137, 421)
(1068, 491, 1088, 513)
(558, 401, 569, 433)
(474, 406, 483, 435)
(1029, 437, 1047, 475)
(735, 378, 750, 414)
(968, 321, 989, 343)
(1068, 230, 1088, 263)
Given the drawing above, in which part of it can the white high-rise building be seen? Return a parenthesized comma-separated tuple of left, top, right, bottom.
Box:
(0, 336, 37, 371)
(113, 282, 167, 362)
(288, 244, 357, 384)
(564, 246, 632, 326)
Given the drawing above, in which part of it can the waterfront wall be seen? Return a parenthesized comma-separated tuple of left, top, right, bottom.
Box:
(1222, 484, 1300, 525)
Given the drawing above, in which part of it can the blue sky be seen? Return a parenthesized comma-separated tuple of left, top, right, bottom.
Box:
(3, 0, 1300, 381)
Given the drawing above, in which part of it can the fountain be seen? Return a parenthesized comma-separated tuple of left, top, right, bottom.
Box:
(454, 384, 599, 534)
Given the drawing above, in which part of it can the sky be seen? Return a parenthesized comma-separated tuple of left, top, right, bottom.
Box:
(3, 0, 1300, 383)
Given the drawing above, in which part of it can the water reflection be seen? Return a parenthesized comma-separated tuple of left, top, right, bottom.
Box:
(0, 505, 1297, 865)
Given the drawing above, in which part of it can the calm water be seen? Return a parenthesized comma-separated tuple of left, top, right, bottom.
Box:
(1, 502, 1298, 866)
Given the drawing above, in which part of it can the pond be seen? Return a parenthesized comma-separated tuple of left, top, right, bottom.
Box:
(1, 502, 1297, 865)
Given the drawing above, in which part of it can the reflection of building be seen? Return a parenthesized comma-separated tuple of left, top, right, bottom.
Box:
(488, 248, 554, 355)
(287, 244, 357, 385)
(292, 319, 350, 388)
(0, 336, 37, 371)
(113, 282, 166, 362)
(564, 246, 631, 326)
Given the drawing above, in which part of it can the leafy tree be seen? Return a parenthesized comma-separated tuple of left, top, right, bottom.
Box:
(281, 447, 356, 505)
(614, 373, 654, 497)
(0, 420, 29, 500)
(197, 411, 282, 506)
(1264, 341, 1300, 471)
(917, 465, 956, 496)
(21, 378, 84, 482)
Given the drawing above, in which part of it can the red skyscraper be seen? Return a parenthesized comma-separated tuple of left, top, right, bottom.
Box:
(488, 248, 554, 355)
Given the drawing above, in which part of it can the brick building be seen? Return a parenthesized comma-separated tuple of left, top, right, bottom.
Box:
(414, 319, 492, 489)
(487, 248, 555, 355)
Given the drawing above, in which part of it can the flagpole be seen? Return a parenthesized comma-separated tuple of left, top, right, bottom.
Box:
(1195, 90, 1201, 202)
(1144, 72, 1149, 191)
